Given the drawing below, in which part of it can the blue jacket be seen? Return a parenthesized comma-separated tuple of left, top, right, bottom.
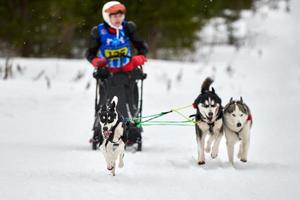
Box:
(86, 21, 148, 68)
(97, 22, 131, 68)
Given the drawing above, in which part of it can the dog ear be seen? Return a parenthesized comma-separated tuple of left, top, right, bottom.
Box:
(227, 103, 236, 113)
(110, 102, 116, 111)
(240, 96, 243, 103)
(229, 97, 233, 103)
(110, 96, 118, 110)
(201, 88, 205, 94)
(211, 87, 215, 94)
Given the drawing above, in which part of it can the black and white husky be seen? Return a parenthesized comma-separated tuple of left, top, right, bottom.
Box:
(97, 96, 127, 176)
(223, 97, 253, 164)
(192, 78, 223, 165)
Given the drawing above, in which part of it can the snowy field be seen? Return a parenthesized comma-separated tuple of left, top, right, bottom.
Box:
(1, 1, 300, 200)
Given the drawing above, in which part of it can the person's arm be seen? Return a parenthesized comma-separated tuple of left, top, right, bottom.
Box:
(126, 21, 149, 55)
(86, 26, 101, 63)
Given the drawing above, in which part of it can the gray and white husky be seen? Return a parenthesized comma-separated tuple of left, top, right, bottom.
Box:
(223, 97, 253, 164)
(97, 96, 127, 176)
(193, 78, 223, 165)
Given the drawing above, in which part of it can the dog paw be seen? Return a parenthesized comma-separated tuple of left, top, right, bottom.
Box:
(198, 161, 205, 165)
(211, 153, 218, 159)
(240, 159, 247, 163)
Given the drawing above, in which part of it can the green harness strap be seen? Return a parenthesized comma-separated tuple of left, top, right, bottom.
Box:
(125, 104, 197, 127)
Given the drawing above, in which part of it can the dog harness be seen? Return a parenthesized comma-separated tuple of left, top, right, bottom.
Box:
(234, 129, 242, 140)
(104, 117, 128, 147)
(192, 90, 224, 133)
(247, 114, 253, 122)
(202, 112, 223, 133)
(190, 109, 223, 133)
(104, 119, 120, 146)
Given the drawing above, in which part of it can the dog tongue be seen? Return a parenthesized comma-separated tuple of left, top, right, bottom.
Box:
(103, 130, 111, 138)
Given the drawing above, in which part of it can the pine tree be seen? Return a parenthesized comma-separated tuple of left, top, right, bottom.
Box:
(0, 0, 254, 58)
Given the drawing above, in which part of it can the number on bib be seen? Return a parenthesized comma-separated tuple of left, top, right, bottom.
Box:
(104, 47, 128, 59)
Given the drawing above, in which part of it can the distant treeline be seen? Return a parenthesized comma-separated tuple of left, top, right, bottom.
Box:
(0, 0, 254, 58)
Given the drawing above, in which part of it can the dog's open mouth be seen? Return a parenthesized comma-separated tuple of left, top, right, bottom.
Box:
(206, 115, 213, 122)
(103, 130, 112, 139)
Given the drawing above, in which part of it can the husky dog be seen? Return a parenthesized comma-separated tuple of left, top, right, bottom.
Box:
(223, 97, 253, 164)
(97, 96, 127, 176)
(192, 78, 223, 165)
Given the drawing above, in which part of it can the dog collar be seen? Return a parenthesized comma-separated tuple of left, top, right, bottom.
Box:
(224, 123, 243, 140)
(235, 129, 242, 140)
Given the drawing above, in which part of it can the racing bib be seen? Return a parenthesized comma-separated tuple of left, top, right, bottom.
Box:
(104, 47, 128, 59)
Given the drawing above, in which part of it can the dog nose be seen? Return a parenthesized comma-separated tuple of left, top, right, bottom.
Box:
(237, 122, 242, 127)
(208, 112, 213, 117)
(103, 127, 108, 131)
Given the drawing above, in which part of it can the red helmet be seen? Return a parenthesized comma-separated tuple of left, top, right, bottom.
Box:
(102, 1, 126, 26)
(105, 3, 126, 15)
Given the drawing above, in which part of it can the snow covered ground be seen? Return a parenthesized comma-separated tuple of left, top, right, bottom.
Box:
(1, 1, 300, 199)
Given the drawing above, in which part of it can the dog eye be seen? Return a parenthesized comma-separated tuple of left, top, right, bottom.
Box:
(232, 114, 236, 117)
(107, 114, 115, 123)
(100, 115, 107, 122)
(240, 114, 243, 117)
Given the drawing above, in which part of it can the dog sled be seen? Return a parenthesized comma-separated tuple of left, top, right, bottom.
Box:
(91, 56, 146, 151)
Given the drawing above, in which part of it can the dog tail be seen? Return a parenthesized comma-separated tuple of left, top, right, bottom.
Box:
(201, 77, 214, 93)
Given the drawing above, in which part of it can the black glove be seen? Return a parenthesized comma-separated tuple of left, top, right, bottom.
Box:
(131, 67, 147, 80)
(93, 68, 110, 80)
